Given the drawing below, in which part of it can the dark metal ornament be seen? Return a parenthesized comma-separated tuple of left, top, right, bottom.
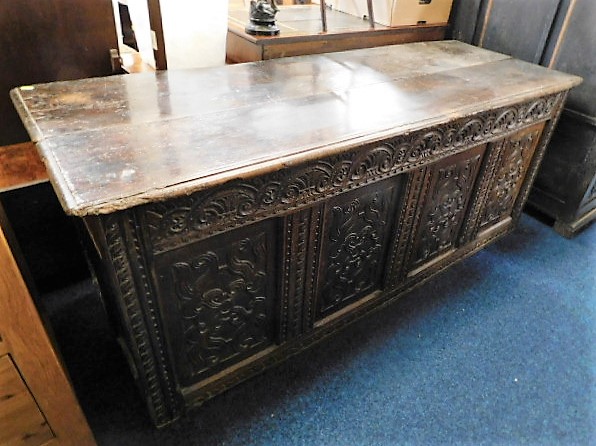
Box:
(245, 0, 280, 36)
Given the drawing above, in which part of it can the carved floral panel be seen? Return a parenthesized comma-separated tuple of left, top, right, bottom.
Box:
(154, 221, 277, 384)
(408, 145, 485, 271)
(316, 179, 400, 318)
(480, 123, 544, 229)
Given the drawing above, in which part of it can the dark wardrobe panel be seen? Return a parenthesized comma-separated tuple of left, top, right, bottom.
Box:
(477, 0, 562, 63)
(0, 0, 118, 145)
(448, 0, 483, 44)
(544, 0, 596, 117)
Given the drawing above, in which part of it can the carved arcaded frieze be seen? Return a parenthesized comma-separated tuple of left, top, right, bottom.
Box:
(144, 94, 562, 253)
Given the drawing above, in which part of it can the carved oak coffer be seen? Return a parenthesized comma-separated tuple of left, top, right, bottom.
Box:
(10, 41, 581, 427)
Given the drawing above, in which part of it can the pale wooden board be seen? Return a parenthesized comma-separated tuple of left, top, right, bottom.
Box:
(0, 355, 54, 446)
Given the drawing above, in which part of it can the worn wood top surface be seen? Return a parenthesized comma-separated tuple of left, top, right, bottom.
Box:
(11, 40, 581, 216)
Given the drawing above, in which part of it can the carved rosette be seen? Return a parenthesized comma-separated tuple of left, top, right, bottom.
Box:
(144, 95, 561, 253)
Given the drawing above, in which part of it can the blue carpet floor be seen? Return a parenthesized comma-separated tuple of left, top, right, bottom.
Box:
(47, 213, 595, 445)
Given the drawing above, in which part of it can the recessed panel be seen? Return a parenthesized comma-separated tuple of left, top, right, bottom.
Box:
(316, 178, 401, 319)
(408, 144, 486, 273)
(155, 220, 278, 385)
(480, 123, 545, 229)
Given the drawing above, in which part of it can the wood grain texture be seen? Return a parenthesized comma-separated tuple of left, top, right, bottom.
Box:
(11, 41, 580, 217)
(0, 355, 54, 446)
(259, 26, 447, 59)
(226, 5, 447, 63)
(0, 142, 48, 192)
(0, 213, 96, 445)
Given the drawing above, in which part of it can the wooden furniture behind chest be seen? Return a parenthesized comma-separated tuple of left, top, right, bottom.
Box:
(11, 41, 580, 427)
(0, 208, 95, 445)
(0, 132, 94, 444)
(227, 4, 446, 63)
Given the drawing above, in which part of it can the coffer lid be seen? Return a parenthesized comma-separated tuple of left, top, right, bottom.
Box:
(11, 40, 581, 216)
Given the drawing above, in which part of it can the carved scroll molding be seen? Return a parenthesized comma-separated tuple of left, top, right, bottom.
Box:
(103, 213, 181, 427)
(144, 94, 562, 254)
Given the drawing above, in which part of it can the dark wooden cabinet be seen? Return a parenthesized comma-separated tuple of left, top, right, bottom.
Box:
(0, 0, 118, 147)
(11, 41, 580, 427)
(450, 0, 596, 236)
(226, 4, 447, 63)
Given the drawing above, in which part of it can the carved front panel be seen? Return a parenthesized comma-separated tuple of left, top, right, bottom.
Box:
(407, 145, 485, 272)
(154, 220, 277, 385)
(480, 123, 545, 229)
(316, 178, 401, 319)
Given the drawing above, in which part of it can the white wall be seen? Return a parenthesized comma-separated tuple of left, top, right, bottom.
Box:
(160, 0, 228, 70)
(112, 0, 156, 68)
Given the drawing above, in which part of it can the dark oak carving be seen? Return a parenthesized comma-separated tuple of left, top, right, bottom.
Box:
(384, 167, 429, 287)
(184, 213, 517, 410)
(317, 181, 399, 318)
(171, 235, 271, 378)
(9, 38, 580, 430)
(95, 95, 564, 427)
(156, 222, 277, 385)
(280, 207, 322, 341)
(480, 123, 544, 229)
(103, 214, 181, 427)
(408, 146, 485, 270)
